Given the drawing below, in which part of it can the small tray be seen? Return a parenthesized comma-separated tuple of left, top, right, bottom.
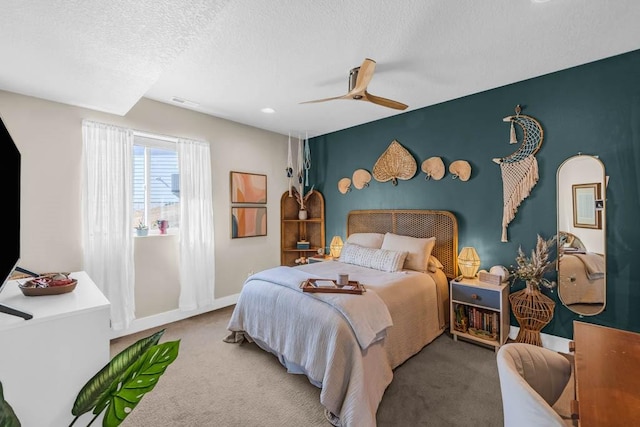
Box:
(300, 278, 365, 294)
(19, 273, 77, 296)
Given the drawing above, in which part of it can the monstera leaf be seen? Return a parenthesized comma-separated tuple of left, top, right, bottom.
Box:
(0, 381, 21, 427)
(99, 340, 179, 426)
(69, 329, 180, 427)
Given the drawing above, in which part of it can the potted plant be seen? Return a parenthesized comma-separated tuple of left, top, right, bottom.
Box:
(508, 234, 558, 346)
(135, 221, 148, 237)
(291, 185, 314, 220)
(155, 219, 168, 235)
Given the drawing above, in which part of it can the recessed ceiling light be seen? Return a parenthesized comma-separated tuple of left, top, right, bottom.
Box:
(261, 107, 276, 114)
(531, 0, 550, 3)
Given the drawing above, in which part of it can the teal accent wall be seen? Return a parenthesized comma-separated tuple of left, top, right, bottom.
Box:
(309, 49, 640, 339)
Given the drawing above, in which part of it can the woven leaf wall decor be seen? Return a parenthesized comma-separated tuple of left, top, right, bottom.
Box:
(352, 169, 372, 190)
(372, 140, 417, 186)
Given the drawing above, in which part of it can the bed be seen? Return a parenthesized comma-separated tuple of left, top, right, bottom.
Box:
(558, 251, 605, 305)
(225, 210, 458, 427)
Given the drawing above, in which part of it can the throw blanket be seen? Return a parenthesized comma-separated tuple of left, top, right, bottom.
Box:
(249, 266, 393, 349)
(574, 252, 605, 280)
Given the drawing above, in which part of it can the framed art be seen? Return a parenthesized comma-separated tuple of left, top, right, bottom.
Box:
(230, 171, 267, 204)
(572, 183, 602, 229)
(231, 207, 267, 238)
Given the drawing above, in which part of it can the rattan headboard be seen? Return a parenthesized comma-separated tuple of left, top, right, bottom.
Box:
(347, 209, 458, 279)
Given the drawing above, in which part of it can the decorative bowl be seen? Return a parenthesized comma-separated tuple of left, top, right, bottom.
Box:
(19, 273, 77, 296)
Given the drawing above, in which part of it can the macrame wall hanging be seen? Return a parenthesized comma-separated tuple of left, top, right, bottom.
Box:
(492, 105, 544, 242)
(303, 132, 311, 186)
(297, 134, 304, 189)
(286, 132, 312, 196)
(286, 133, 294, 196)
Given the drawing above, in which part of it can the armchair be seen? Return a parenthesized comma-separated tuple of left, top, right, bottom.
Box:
(496, 343, 574, 427)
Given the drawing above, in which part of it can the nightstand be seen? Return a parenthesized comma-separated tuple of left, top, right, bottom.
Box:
(450, 276, 509, 352)
(308, 255, 335, 263)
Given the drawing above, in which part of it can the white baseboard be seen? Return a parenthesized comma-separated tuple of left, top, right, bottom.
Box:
(509, 326, 572, 353)
(110, 293, 239, 339)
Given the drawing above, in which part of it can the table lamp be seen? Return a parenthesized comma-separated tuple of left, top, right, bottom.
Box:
(330, 236, 344, 258)
(458, 247, 480, 278)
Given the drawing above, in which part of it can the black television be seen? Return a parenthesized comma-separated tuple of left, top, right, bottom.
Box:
(0, 115, 32, 320)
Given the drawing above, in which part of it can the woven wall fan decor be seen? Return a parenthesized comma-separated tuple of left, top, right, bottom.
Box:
(421, 156, 445, 180)
(372, 139, 417, 186)
(338, 177, 352, 194)
(492, 105, 544, 242)
(352, 169, 372, 189)
(449, 160, 471, 181)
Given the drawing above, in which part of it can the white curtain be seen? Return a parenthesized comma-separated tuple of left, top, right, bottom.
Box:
(81, 120, 135, 330)
(177, 138, 215, 310)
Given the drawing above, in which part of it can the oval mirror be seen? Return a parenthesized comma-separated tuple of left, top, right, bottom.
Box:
(556, 154, 606, 316)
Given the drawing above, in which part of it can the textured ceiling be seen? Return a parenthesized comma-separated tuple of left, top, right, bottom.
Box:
(1, 0, 639, 138)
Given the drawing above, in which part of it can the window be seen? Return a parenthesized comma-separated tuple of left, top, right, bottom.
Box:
(133, 133, 180, 232)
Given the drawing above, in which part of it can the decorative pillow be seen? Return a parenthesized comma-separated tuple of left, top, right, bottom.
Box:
(339, 243, 408, 273)
(428, 255, 444, 273)
(381, 233, 436, 272)
(346, 232, 385, 249)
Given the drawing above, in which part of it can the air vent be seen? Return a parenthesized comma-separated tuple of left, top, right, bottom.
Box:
(171, 97, 199, 107)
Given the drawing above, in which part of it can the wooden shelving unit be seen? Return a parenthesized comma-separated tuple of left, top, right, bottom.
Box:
(280, 190, 325, 266)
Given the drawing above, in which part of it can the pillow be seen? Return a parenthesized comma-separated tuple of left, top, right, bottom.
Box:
(428, 255, 444, 273)
(381, 233, 436, 272)
(346, 232, 385, 249)
(339, 243, 408, 273)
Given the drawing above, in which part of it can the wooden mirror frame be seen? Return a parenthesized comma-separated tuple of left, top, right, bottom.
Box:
(556, 154, 606, 316)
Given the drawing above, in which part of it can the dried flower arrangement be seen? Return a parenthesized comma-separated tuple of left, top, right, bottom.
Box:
(509, 234, 558, 291)
(291, 185, 315, 211)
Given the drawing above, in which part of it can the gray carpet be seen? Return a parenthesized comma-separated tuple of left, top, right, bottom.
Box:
(111, 306, 504, 426)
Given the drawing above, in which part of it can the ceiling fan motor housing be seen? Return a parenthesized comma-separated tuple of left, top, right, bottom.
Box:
(349, 67, 361, 97)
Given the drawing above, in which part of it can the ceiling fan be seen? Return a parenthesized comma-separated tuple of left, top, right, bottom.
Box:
(300, 58, 408, 111)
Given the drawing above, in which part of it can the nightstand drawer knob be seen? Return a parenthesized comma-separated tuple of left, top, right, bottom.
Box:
(471, 294, 479, 300)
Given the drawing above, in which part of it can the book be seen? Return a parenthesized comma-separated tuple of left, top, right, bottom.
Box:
(314, 280, 337, 288)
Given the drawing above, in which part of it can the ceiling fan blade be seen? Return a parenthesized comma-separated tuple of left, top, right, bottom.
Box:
(364, 92, 408, 110)
(351, 58, 376, 93)
(299, 94, 349, 104)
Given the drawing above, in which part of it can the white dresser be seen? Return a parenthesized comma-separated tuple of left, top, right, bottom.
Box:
(0, 271, 110, 427)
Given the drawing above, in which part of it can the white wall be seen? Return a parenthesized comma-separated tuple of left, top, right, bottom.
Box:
(0, 90, 288, 331)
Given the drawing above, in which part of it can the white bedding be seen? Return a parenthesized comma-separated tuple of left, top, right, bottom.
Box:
(559, 253, 605, 305)
(225, 261, 447, 427)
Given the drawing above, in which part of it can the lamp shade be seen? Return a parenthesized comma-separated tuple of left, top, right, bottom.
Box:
(458, 247, 480, 278)
(330, 236, 344, 258)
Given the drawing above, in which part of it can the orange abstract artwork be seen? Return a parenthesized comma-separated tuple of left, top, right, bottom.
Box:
(230, 171, 267, 204)
(231, 207, 267, 238)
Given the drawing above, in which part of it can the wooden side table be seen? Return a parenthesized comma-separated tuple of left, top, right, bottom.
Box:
(450, 277, 509, 352)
